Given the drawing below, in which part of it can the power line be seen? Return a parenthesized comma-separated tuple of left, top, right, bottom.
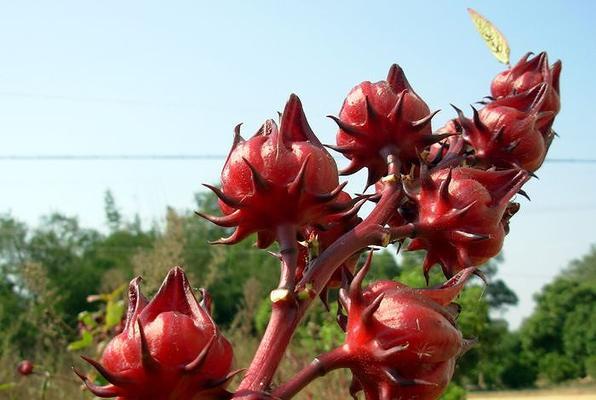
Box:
(1, 155, 596, 163)
(0, 155, 226, 160)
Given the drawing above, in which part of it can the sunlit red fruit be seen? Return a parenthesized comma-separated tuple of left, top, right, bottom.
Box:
(403, 167, 528, 279)
(330, 64, 449, 186)
(339, 254, 476, 400)
(491, 51, 561, 117)
(198, 94, 347, 249)
(75, 267, 235, 400)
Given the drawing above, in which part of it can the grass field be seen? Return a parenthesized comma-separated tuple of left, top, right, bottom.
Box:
(469, 386, 596, 399)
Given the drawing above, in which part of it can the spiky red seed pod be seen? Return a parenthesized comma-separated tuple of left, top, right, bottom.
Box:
(199, 94, 346, 248)
(75, 267, 235, 400)
(339, 254, 476, 400)
(17, 360, 34, 376)
(457, 84, 553, 172)
(404, 167, 529, 279)
(491, 52, 561, 115)
(330, 64, 449, 187)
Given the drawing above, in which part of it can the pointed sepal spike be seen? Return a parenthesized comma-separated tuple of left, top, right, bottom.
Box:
(124, 276, 147, 331)
(450, 104, 466, 122)
(198, 288, 213, 314)
(375, 341, 409, 360)
(288, 154, 311, 195)
(438, 168, 453, 201)
(327, 115, 366, 138)
(182, 334, 216, 374)
(387, 90, 405, 122)
(253, 118, 278, 138)
(202, 183, 242, 209)
(420, 267, 477, 305)
(324, 143, 353, 155)
(448, 200, 478, 220)
(349, 251, 374, 299)
(313, 181, 348, 203)
(137, 320, 161, 372)
(365, 169, 381, 191)
(232, 123, 245, 147)
(242, 157, 269, 192)
(363, 95, 380, 124)
(458, 337, 479, 357)
(194, 209, 241, 228)
(80, 356, 131, 386)
(407, 237, 425, 252)
(279, 93, 322, 147)
(338, 288, 350, 310)
(517, 189, 531, 201)
(419, 163, 435, 191)
(319, 287, 330, 311)
(386, 63, 413, 93)
(470, 105, 485, 130)
(422, 255, 436, 286)
(73, 368, 121, 398)
(411, 109, 440, 128)
(340, 159, 364, 176)
(423, 132, 456, 147)
(209, 225, 251, 246)
(361, 293, 384, 324)
(551, 60, 562, 93)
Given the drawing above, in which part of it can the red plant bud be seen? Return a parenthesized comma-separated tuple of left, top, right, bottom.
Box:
(74, 267, 235, 400)
(339, 254, 476, 400)
(329, 64, 449, 187)
(457, 84, 552, 172)
(17, 360, 34, 376)
(199, 94, 346, 248)
(491, 52, 561, 113)
(491, 52, 561, 137)
(404, 167, 528, 279)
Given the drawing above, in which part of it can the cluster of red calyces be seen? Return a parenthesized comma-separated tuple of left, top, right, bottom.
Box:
(78, 51, 561, 400)
(454, 52, 561, 172)
(338, 254, 477, 399)
(75, 267, 236, 400)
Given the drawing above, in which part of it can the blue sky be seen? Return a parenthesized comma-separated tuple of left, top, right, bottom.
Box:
(0, 1, 594, 328)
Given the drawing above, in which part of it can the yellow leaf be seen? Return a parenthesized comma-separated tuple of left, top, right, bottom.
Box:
(468, 8, 510, 65)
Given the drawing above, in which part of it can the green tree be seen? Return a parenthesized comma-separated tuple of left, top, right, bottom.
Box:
(104, 190, 122, 232)
(520, 247, 596, 383)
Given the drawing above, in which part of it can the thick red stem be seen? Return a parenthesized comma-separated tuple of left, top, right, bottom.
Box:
(272, 346, 350, 399)
(235, 301, 299, 398)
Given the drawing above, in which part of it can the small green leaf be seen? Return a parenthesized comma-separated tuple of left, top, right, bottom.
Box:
(105, 299, 125, 330)
(0, 383, 16, 391)
(67, 330, 93, 351)
(468, 8, 510, 65)
(77, 311, 97, 329)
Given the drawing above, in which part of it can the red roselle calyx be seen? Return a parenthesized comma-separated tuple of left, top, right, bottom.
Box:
(491, 51, 561, 118)
(17, 360, 34, 376)
(338, 254, 476, 400)
(404, 167, 529, 279)
(329, 64, 449, 187)
(197, 94, 348, 250)
(75, 267, 235, 400)
(456, 84, 553, 172)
